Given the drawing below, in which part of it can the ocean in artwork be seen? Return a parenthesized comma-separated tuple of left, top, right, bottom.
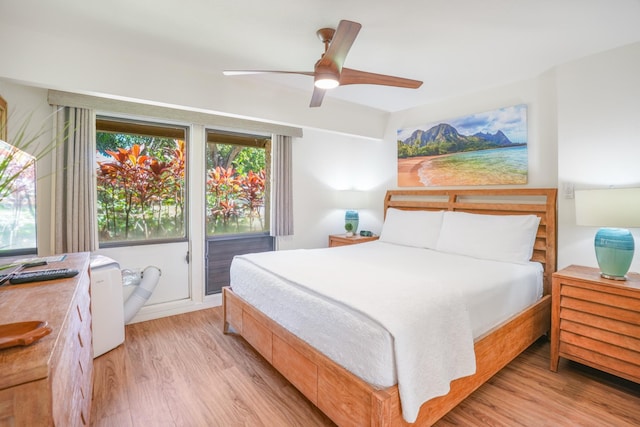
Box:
(398, 145, 528, 186)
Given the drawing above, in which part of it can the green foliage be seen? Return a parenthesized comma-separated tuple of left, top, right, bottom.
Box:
(397, 138, 508, 159)
(205, 142, 268, 235)
(96, 135, 268, 241)
(205, 166, 266, 235)
(0, 112, 55, 203)
(96, 139, 186, 242)
(232, 147, 265, 174)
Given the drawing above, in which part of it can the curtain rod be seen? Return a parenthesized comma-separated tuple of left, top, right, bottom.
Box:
(48, 90, 303, 138)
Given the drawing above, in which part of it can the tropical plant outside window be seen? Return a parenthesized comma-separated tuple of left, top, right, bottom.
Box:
(96, 118, 187, 244)
(206, 131, 270, 236)
(0, 139, 36, 252)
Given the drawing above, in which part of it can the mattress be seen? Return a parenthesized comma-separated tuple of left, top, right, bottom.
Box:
(230, 240, 542, 390)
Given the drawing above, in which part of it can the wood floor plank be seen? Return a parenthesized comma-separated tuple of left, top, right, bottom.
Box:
(91, 344, 131, 421)
(91, 307, 640, 426)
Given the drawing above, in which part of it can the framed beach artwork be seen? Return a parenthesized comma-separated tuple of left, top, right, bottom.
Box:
(397, 104, 528, 186)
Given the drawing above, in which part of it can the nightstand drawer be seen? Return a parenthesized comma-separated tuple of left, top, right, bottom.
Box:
(560, 297, 640, 326)
(559, 331, 640, 366)
(560, 284, 640, 321)
(559, 339, 640, 380)
(559, 309, 640, 341)
(559, 318, 640, 351)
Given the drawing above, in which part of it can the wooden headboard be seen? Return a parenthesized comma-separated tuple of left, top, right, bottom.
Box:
(383, 188, 558, 295)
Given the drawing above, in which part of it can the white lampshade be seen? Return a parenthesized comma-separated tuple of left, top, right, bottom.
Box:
(575, 188, 640, 228)
(334, 190, 369, 210)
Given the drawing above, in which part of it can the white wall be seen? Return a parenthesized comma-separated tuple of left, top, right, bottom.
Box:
(556, 42, 640, 272)
(278, 128, 391, 251)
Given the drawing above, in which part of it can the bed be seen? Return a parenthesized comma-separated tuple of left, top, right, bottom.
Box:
(223, 188, 557, 426)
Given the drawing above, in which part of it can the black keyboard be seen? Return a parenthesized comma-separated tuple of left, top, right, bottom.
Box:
(7, 268, 79, 284)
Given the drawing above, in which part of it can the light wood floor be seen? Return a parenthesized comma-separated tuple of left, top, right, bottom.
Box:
(91, 307, 640, 427)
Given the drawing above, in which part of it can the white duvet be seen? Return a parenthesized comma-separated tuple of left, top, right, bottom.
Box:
(230, 241, 542, 423)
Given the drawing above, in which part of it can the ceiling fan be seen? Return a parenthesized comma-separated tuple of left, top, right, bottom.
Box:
(223, 20, 423, 108)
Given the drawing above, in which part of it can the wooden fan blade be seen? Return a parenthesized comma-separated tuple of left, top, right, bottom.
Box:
(339, 68, 423, 88)
(309, 87, 326, 107)
(223, 70, 314, 77)
(319, 20, 362, 71)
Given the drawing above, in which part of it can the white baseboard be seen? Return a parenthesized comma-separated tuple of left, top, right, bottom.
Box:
(125, 293, 222, 324)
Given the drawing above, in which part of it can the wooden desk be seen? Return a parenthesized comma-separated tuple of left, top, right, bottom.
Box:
(0, 252, 93, 426)
(550, 265, 640, 383)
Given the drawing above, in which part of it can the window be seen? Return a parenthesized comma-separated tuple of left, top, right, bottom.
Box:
(96, 118, 187, 245)
(205, 130, 270, 236)
(205, 130, 273, 295)
(0, 140, 37, 255)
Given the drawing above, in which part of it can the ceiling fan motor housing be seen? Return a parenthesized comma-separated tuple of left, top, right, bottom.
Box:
(314, 61, 340, 88)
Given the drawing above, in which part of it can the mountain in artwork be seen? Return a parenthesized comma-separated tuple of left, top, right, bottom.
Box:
(398, 123, 522, 158)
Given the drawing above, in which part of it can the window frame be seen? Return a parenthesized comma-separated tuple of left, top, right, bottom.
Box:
(205, 129, 271, 238)
(95, 116, 190, 248)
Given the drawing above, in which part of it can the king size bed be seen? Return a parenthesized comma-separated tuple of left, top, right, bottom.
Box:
(223, 188, 557, 426)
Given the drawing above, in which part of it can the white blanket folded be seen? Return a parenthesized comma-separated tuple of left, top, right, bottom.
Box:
(235, 247, 476, 423)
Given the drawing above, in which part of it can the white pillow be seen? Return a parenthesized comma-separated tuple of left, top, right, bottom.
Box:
(379, 208, 444, 249)
(436, 211, 541, 263)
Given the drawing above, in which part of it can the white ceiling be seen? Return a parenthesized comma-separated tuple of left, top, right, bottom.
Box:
(3, 0, 640, 112)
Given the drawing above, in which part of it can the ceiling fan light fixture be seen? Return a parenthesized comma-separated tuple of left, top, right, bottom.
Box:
(314, 62, 340, 89)
(314, 77, 340, 89)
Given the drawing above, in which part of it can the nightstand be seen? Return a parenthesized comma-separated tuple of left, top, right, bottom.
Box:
(328, 234, 378, 247)
(550, 265, 640, 383)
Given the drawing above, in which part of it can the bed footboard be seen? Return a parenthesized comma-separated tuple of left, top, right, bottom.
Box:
(223, 287, 551, 426)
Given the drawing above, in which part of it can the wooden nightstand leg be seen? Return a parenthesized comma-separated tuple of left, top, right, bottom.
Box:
(550, 347, 559, 372)
(549, 279, 560, 372)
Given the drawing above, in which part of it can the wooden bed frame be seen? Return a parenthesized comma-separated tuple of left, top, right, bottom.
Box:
(223, 188, 557, 426)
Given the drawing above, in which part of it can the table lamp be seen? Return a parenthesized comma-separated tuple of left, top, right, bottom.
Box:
(335, 190, 368, 236)
(575, 188, 640, 280)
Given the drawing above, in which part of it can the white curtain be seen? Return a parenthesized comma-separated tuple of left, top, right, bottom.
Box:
(271, 134, 293, 236)
(53, 106, 98, 253)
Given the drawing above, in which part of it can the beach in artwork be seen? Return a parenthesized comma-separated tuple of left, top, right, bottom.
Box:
(398, 146, 528, 187)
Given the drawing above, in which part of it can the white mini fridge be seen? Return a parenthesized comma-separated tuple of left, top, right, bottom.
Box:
(90, 255, 125, 357)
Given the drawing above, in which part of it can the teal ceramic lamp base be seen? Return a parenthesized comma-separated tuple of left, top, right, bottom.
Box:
(594, 227, 635, 280)
(345, 210, 359, 234)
